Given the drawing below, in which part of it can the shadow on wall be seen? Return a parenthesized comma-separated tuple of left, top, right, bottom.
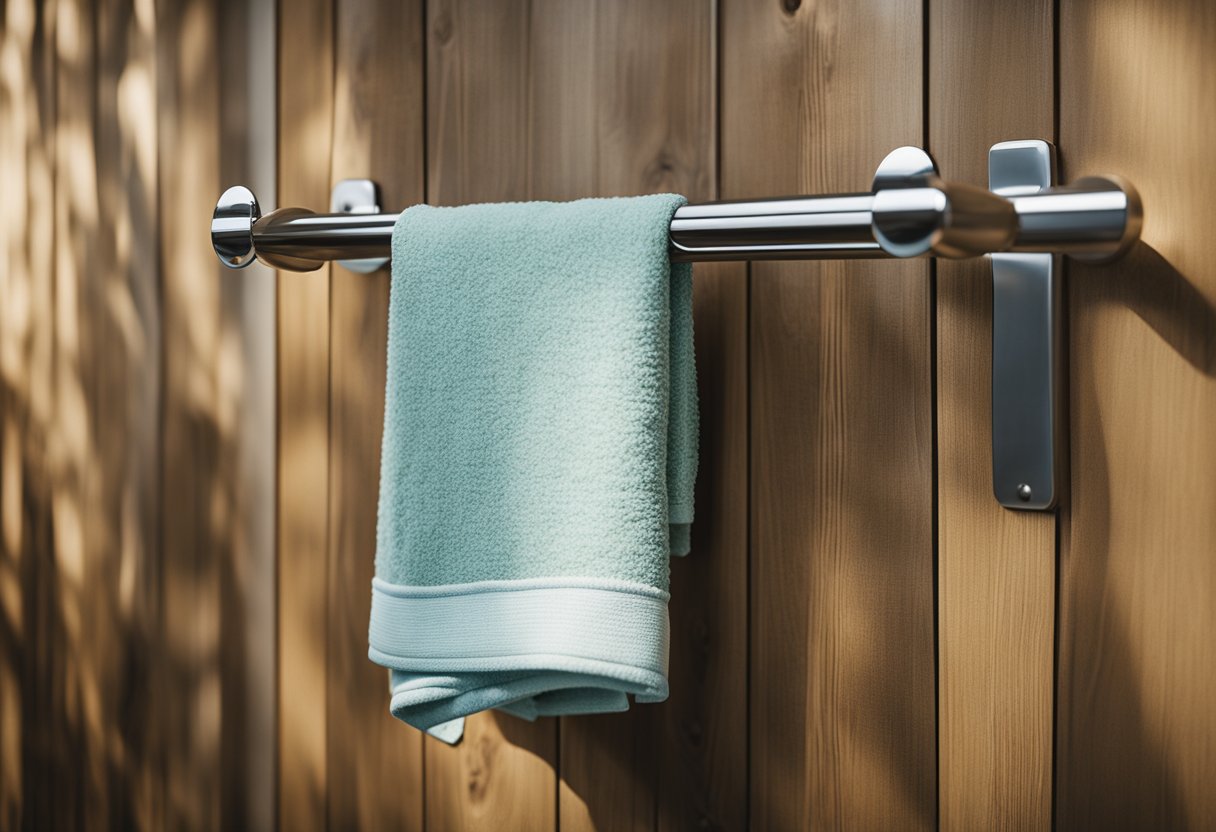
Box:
(1, 0, 271, 829)
(1092, 242, 1216, 377)
(1056, 359, 1190, 830)
(1057, 238, 1214, 830)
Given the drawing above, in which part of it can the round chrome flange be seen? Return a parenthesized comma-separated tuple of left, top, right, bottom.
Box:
(871, 146, 939, 192)
(212, 185, 261, 269)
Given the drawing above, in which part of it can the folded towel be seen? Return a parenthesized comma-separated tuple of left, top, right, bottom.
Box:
(367, 194, 698, 737)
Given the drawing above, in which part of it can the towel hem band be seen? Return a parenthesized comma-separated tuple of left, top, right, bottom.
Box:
(368, 576, 670, 678)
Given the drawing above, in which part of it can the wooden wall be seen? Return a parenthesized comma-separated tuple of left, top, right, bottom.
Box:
(277, 1, 1216, 829)
(931, 2, 1056, 828)
(4, 0, 1216, 829)
(0, 0, 275, 829)
(1057, 0, 1216, 828)
(931, 1, 1216, 829)
(276, 0, 935, 829)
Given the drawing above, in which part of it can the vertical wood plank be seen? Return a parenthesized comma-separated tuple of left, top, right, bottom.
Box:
(158, 0, 240, 826)
(4, 1, 272, 827)
(644, 7, 752, 827)
(40, 0, 188, 827)
(424, 3, 746, 829)
(1058, 0, 1216, 827)
(217, 1, 278, 828)
(51, 0, 103, 824)
(658, 259, 748, 832)
(160, 1, 277, 826)
(325, 0, 426, 829)
(4, 0, 277, 826)
(535, 4, 747, 832)
(723, 0, 938, 828)
(534, 2, 737, 831)
(277, 0, 334, 829)
(96, 0, 163, 827)
(929, 1, 1056, 828)
(49, 8, 86, 826)
(424, 3, 558, 827)
(0, 1, 59, 828)
(426, 0, 530, 204)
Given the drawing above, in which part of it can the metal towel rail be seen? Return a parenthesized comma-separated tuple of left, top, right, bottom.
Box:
(212, 145, 1140, 271)
(212, 140, 1141, 513)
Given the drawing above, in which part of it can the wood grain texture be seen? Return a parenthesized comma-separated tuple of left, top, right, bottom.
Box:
(659, 259, 748, 832)
(2, 1, 274, 828)
(326, 0, 426, 829)
(2, 4, 50, 828)
(216, 3, 278, 828)
(159, 0, 247, 826)
(51, 0, 103, 823)
(56, 0, 166, 824)
(424, 3, 746, 829)
(97, 1, 163, 827)
(424, 3, 559, 825)
(1058, 1, 1216, 828)
(929, 1, 1056, 828)
(722, 0, 937, 828)
(425, 712, 558, 831)
(1, 1, 62, 828)
(277, 0, 334, 829)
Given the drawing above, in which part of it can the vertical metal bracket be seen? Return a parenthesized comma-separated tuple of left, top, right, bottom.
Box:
(331, 179, 390, 273)
(990, 140, 1063, 510)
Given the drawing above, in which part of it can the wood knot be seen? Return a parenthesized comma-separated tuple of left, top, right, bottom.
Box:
(782, 0, 802, 13)
(465, 736, 492, 803)
(684, 719, 704, 748)
(432, 12, 454, 46)
(645, 152, 678, 189)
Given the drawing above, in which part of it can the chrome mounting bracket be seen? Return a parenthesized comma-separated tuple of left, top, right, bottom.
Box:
(332, 179, 390, 274)
(990, 140, 1063, 511)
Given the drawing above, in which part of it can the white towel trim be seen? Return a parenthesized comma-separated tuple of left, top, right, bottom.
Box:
(368, 576, 670, 676)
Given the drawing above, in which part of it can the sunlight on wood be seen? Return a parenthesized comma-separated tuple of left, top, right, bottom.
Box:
(1, 426, 21, 588)
(2, 0, 275, 827)
(0, 660, 19, 824)
(117, 63, 156, 188)
(1057, 1, 1216, 828)
(427, 713, 558, 831)
(557, 777, 594, 831)
(0, 2, 50, 823)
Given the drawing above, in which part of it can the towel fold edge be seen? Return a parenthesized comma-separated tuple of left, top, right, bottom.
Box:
(369, 576, 671, 730)
(387, 665, 665, 732)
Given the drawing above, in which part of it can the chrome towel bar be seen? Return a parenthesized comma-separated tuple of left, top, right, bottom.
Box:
(214, 139, 1141, 514)
(211, 145, 1140, 272)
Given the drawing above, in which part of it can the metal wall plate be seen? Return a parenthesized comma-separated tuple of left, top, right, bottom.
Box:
(990, 140, 1063, 510)
(331, 179, 390, 274)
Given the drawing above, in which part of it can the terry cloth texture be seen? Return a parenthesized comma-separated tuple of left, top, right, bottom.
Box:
(368, 195, 698, 734)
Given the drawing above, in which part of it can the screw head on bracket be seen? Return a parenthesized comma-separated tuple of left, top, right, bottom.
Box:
(212, 185, 261, 269)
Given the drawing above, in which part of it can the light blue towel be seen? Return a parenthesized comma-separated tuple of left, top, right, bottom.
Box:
(367, 195, 698, 736)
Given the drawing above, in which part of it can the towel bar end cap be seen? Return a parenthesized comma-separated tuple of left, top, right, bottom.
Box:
(1070, 174, 1143, 263)
(212, 185, 260, 269)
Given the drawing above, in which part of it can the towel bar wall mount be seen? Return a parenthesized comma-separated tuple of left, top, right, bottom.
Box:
(213, 139, 1141, 512)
